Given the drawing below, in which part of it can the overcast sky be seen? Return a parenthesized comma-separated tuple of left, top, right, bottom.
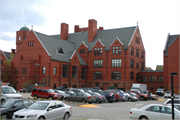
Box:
(0, 0, 180, 70)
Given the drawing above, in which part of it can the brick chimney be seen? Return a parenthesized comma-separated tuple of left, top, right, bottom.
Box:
(11, 49, 15, 54)
(88, 19, 97, 42)
(60, 23, 69, 40)
(74, 25, 79, 33)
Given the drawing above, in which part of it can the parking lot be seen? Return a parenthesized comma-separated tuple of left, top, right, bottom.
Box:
(20, 93, 166, 120)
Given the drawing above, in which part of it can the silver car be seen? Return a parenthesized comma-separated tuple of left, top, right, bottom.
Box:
(12, 100, 72, 120)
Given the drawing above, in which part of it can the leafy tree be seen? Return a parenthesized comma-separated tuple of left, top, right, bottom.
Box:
(1, 53, 18, 85)
(157, 66, 163, 70)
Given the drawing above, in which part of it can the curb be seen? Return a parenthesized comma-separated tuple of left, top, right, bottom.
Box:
(79, 104, 100, 108)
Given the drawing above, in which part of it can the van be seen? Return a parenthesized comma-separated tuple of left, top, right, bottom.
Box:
(1, 86, 22, 102)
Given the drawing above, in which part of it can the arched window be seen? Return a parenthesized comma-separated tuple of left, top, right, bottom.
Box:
(149, 75, 156, 82)
(158, 75, 163, 83)
(130, 72, 134, 80)
(93, 72, 102, 79)
(136, 73, 140, 81)
(140, 75, 147, 82)
(111, 71, 121, 79)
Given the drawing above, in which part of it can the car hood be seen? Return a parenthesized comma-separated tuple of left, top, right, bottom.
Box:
(14, 108, 44, 115)
(4, 94, 22, 97)
(0, 107, 8, 112)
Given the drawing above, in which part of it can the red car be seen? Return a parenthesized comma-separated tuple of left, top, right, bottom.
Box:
(31, 86, 62, 100)
(105, 90, 121, 102)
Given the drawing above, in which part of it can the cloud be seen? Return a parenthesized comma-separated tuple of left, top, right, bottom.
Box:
(0, 0, 47, 41)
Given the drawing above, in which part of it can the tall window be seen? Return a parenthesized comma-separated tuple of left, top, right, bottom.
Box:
(1, 60, 3, 64)
(15, 67, 18, 75)
(62, 64, 68, 77)
(136, 63, 139, 69)
(112, 59, 122, 67)
(83, 49, 85, 54)
(141, 51, 144, 58)
(80, 49, 82, 54)
(23, 35, 26, 40)
(54, 67, 57, 75)
(135, 37, 140, 44)
(94, 60, 103, 68)
(95, 83, 99, 87)
(42, 67, 46, 75)
(18, 36, 21, 41)
(94, 48, 102, 56)
(131, 47, 134, 55)
(130, 72, 134, 80)
(93, 72, 102, 79)
(130, 59, 134, 68)
(100, 48, 102, 55)
(141, 62, 144, 70)
(112, 46, 121, 54)
(149, 75, 156, 82)
(97, 48, 99, 55)
(136, 73, 140, 81)
(140, 75, 147, 82)
(158, 75, 163, 83)
(72, 66, 78, 78)
(136, 49, 139, 57)
(81, 67, 86, 79)
(111, 71, 121, 79)
(94, 48, 96, 55)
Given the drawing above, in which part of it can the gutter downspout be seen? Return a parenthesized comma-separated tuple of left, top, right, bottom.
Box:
(86, 51, 89, 87)
(103, 51, 108, 89)
(124, 49, 127, 91)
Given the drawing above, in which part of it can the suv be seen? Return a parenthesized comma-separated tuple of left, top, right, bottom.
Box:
(155, 88, 166, 96)
(1, 86, 22, 102)
(31, 87, 62, 99)
(98, 91, 116, 103)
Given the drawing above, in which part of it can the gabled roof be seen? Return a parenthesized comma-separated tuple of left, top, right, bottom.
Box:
(164, 34, 180, 56)
(34, 31, 87, 65)
(51, 26, 136, 51)
(1, 50, 11, 61)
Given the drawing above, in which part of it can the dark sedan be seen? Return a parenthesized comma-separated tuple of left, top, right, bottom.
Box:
(0, 99, 33, 119)
(89, 92, 106, 103)
(53, 89, 70, 100)
(65, 92, 96, 104)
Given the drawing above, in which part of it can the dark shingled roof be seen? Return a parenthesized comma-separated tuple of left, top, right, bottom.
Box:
(3, 51, 11, 61)
(164, 34, 179, 56)
(33, 26, 137, 65)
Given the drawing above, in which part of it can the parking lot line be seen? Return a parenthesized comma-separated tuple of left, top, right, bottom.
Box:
(79, 104, 100, 108)
(157, 98, 165, 101)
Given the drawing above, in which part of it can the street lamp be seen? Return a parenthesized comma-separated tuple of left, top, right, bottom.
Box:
(35, 63, 40, 86)
(170, 72, 177, 120)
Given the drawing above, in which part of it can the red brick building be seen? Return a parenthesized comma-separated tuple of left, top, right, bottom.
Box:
(0, 50, 11, 66)
(8, 19, 180, 93)
(11, 19, 145, 90)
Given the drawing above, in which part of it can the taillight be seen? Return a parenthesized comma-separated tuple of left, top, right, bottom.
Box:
(88, 96, 92, 99)
(99, 96, 102, 98)
(136, 95, 138, 97)
(110, 93, 112, 96)
(130, 111, 132, 114)
(70, 107, 72, 109)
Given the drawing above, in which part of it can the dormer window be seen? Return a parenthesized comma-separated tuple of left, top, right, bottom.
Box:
(18, 36, 21, 41)
(56, 47, 64, 55)
(23, 35, 26, 40)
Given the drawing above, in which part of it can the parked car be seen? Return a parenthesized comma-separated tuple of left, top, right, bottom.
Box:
(164, 91, 175, 98)
(12, 100, 72, 120)
(167, 104, 180, 111)
(1, 86, 22, 103)
(65, 92, 96, 104)
(83, 89, 92, 94)
(70, 88, 85, 93)
(140, 91, 150, 100)
(163, 98, 180, 104)
(116, 90, 128, 102)
(1, 99, 33, 119)
(89, 92, 106, 103)
(155, 88, 166, 96)
(53, 90, 69, 100)
(130, 104, 180, 120)
(105, 90, 121, 102)
(63, 90, 74, 95)
(124, 93, 138, 102)
(149, 92, 159, 100)
(31, 87, 62, 100)
(98, 91, 116, 103)
(56, 86, 67, 91)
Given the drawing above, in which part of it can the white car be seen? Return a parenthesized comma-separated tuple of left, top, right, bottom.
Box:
(12, 100, 72, 120)
(1, 86, 22, 102)
(130, 104, 180, 120)
(164, 91, 172, 98)
(163, 98, 180, 104)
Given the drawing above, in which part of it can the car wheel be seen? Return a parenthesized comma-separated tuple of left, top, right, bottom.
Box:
(38, 116, 45, 120)
(99, 101, 102, 103)
(81, 99, 86, 103)
(65, 98, 69, 102)
(1, 114, 8, 120)
(140, 97, 144, 101)
(128, 98, 132, 101)
(48, 96, 53, 100)
(139, 116, 148, 120)
(1, 99, 5, 103)
(63, 112, 70, 120)
(34, 94, 38, 99)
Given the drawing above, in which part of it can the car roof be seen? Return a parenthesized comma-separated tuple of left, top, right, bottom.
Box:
(35, 100, 63, 103)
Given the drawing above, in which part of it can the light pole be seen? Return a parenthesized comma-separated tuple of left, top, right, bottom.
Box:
(35, 63, 40, 86)
(170, 72, 177, 120)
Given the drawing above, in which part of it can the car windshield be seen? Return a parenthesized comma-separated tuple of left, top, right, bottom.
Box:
(1, 100, 16, 108)
(2, 87, 17, 94)
(166, 91, 171, 93)
(94, 93, 102, 96)
(141, 91, 147, 94)
(28, 102, 49, 110)
(157, 89, 163, 91)
(47, 89, 54, 93)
